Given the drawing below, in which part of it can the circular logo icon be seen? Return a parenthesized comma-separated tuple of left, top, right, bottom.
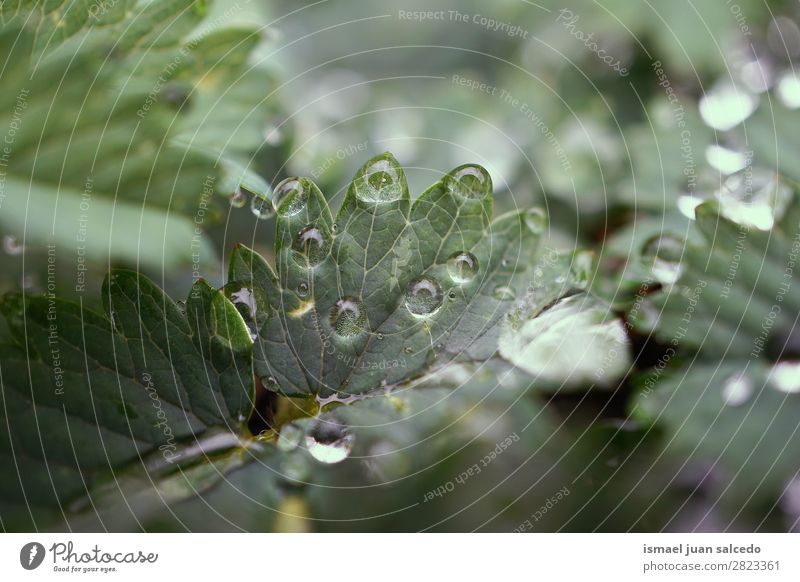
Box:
(20, 542, 46, 570)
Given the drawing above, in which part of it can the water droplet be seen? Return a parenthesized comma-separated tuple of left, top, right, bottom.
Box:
(404, 346, 413, 354)
(704, 145, 749, 175)
(721, 371, 753, 406)
(353, 154, 405, 203)
(272, 178, 308, 216)
(716, 169, 792, 230)
(699, 83, 758, 131)
(297, 282, 309, 297)
(443, 164, 492, 199)
(331, 223, 338, 232)
(263, 124, 283, 145)
(175, 300, 186, 315)
(305, 421, 353, 464)
(376, 333, 384, 340)
(295, 225, 329, 265)
(641, 235, 684, 285)
(229, 188, 248, 208)
(492, 285, 516, 301)
(2, 235, 23, 256)
(266, 376, 278, 387)
(501, 258, 510, 268)
(771, 361, 800, 394)
(109, 311, 120, 331)
(524, 207, 547, 233)
(677, 195, 704, 219)
(570, 250, 594, 289)
(251, 196, 275, 220)
(404, 277, 443, 317)
(277, 422, 304, 452)
(448, 290, 456, 300)
(777, 72, 800, 109)
(330, 297, 367, 337)
(447, 251, 479, 284)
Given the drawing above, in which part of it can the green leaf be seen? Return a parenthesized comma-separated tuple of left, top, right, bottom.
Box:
(227, 153, 546, 398)
(500, 293, 631, 389)
(631, 189, 800, 360)
(631, 361, 800, 508)
(0, 3, 272, 269)
(0, 270, 254, 514)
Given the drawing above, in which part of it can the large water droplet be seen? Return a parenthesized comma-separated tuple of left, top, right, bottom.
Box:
(297, 282, 309, 297)
(704, 145, 749, 175)
(277, 422, 304, 452)
(353, 154, 405, 203)
(492, 285, 516, 301)
(229, 188, 248, 208)
(443, 164, 492, 199)
(570, 250, 594, 289)
(524, 207, 547, 234)
(2, 235, 23, 256)
(771, 361, 800, 394)
(305, 421, 354, 464)
(716, 169, 792, 230)
(699, 83, 758, 131)
(272, 178, 309, 216)
(721, 371, 753, 406)
(250, 196, 275, 220)
(404, 277, 443, 317)
(447, 251, 479, 284)
(330, 297, 367, 337)
(777, 72, 800, 109)
(295, 225, 329, 265)
(641, 235, 684, 285)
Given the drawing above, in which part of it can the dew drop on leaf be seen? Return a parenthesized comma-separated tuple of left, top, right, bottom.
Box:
(295, 225, 329, 265)
(277, 422, 304, 452)
(716, 170, 792, 230)
(3, 234, 23, 256)
(297, 282, 309, 297)
(443, 164, 492, 199)
(641, 234, 684, 285)
(524, 207, 547, 234)
(272, 177, 308, 216)
(404, 276, 444, 316)
(354, 156, 404, 203)
(305, 420, 354, 464)
(251, 196, 275, 220)
(698, 83, 758, 131)
(330, 297, 367, 337)
(447, 251, 479, 284)
(229, 188, 248, 208)
(404, 346, 413, 354)
(771, 361, 800, 394)
(721, 371, 753, 406)
(492, 285, 516, 301)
